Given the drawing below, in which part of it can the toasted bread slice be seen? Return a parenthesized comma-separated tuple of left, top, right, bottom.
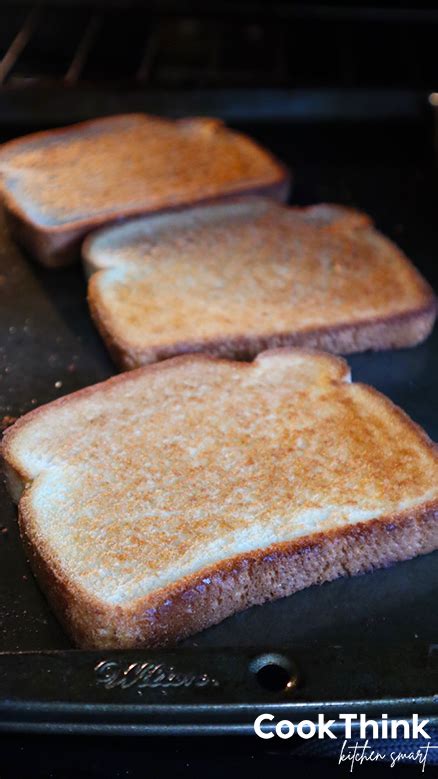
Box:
(84, 198, 436, 370)
(3, 349, 438, 649)
(0, 115, 289, 267)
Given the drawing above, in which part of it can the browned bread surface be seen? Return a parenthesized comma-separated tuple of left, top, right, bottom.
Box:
(2, 349, 438, 649)
(84, 198, 436, 369)
(0, 115, 289, 267)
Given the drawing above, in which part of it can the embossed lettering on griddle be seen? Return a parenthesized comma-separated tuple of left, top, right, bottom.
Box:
(95, 659, 219, 690)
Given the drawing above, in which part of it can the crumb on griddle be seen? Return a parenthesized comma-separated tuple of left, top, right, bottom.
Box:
(0, 415, 17, 432)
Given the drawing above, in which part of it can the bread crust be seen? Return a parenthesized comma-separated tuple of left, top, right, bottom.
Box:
(16, 495, 438, 649)
(2, 349, 438, 649)
(0, 114, 290, 267)
(88, 282, 436, 370)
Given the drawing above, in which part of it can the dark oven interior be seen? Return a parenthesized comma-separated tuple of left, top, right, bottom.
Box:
(1, 1, 438, 124)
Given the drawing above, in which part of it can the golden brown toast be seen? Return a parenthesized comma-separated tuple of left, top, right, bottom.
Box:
(2, 349, 438, 649)
(83, 198, 436, 370)
(0, 115, 289, 267)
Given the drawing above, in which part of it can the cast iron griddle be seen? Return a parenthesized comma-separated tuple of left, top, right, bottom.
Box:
(0, 122, 437, 734)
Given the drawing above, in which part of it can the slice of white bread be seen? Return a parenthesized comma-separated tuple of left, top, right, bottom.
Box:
(0, 115, 289, 267)
(2, 349, 438, 649)
(83, 198, 436, 370)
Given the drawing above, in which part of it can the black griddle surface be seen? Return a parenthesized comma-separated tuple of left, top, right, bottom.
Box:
(0, 121, 437, 733)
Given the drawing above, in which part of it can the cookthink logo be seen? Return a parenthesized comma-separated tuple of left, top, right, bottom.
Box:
(254, 713, 438, 771)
